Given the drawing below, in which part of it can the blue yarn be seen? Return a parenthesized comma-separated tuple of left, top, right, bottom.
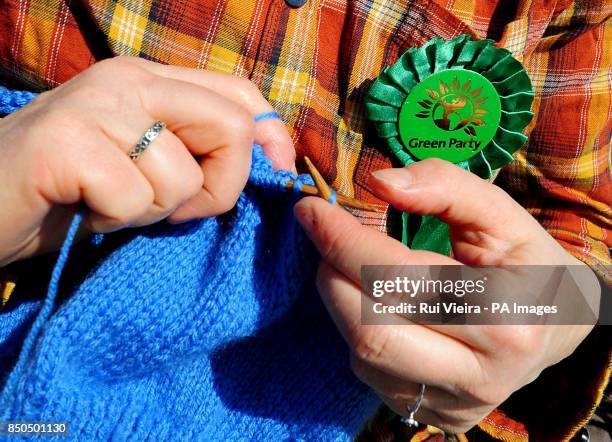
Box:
(292, 178, 303, 195)
(253, 111, 281, 122)
(0, 87, 379, 441)
(0, 85, 37, 115)
(289, 173, 315, 197)
(328, 190, 337, 205)
(1, 210, 83, 420)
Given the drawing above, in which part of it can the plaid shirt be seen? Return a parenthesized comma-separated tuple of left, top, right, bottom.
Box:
(0, 0, 610, 440)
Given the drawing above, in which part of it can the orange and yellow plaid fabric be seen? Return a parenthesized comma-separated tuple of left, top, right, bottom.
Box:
(0, 0, 610, 441)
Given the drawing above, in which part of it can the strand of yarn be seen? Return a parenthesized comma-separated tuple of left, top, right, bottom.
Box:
(253, 111, 281, 122)
(0, 209, 83, 417)
(328, 190, 337, 205)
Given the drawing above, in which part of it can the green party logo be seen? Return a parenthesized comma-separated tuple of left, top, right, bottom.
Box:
(398, 69, 502, 163)
(417, 78, 487, 135)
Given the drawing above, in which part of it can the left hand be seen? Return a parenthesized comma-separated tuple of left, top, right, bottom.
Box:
(0, 57, 296, 266)
(294, 158, 597, 434)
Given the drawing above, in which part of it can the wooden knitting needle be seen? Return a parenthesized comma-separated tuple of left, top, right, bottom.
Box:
(284, 180, 385, 212)
(293, 156, 385, 212)
(303, 156, 334, 203)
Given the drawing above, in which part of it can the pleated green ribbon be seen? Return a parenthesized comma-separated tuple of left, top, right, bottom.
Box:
(365, 35, 535, 255)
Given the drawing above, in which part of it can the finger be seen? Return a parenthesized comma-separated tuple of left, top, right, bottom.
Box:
(121, 57, 295, 171)
(37, 129, 155, 233)
(351, 355, 436, 402)
(255, 115, 297, 173)
(295, 197, 498, 350)
(136, 76, 254, 218)
(316, 261, 480, 392)
(378, 392, 481, 434)
(294, 197, 457, 284)
(369, 159, 535, 240)
(125, 126, 204, 226)
(350, 355, 489, 421)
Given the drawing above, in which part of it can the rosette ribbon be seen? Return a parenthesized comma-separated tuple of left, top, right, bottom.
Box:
(365, 35, 534, 255)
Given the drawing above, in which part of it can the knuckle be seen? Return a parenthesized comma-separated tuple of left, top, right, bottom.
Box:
(87, 58, 122, 77)
(484, 388, 511, 407)
(457, 382, 503, 409)
(422, 157, 449, 168)
(217, 194, 240, 213)
(139, 185, 156, 210)
(233, 77, 263, 101)
(98, 171, 154, 224)
(136, 71, 166, 93)
(67, 59, 153, 112)
(387, 390, 405, 401)
(119, 187, 154, 223)
(351, 326, 393, 365)
(512, 327, 544, 356)
(205, 192, 239, 216)
(110, 55, 146, 67)
(223, 107, 255, 142)
(183, 167, 205, 199)
(170, 167, 204, 207)
(72, 84, 124, 111)
(96, 202, 150, 230)
(418, 158, 455, 177)
(87, 57, 152, 85)
(415, 158, 467, 185)
(90, 56, 131, 72)
(497, 325, 543, 357)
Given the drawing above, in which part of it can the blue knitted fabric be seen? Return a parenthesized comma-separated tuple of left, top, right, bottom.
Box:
(0, 86, 380, 441)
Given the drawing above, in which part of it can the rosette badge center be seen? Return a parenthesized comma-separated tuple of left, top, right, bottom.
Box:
(399, 70, 501, 163)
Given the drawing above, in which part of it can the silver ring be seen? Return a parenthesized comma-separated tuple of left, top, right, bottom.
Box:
(129, 121, 166, 160)
(400, 383, 425, 427)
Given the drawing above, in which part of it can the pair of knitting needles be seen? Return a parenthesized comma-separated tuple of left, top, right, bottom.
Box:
(283, 156, 385, 213)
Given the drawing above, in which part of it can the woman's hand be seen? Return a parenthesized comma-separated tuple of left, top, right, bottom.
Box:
(294, 159, 597, 434)
(0, 56, 294, 266)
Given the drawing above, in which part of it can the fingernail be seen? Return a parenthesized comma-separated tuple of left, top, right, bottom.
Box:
(371, 168, 413, 190)
(294, 200, 314, 233)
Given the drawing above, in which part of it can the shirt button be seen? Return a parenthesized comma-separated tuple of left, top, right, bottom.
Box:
(285, 0, 307, 7)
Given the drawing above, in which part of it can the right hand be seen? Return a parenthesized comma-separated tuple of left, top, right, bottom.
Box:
(0, 56, 295, 266)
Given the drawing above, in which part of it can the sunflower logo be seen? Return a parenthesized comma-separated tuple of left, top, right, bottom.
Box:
(415, 77, 488, 136)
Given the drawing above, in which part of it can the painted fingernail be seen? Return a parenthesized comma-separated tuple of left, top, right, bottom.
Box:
(371, 168, 413, 190)
(294, 200, 314, 233)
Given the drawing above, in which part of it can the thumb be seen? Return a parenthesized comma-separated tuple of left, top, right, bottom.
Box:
(294, 196, 457, 284)
(369, 158, 533, 239)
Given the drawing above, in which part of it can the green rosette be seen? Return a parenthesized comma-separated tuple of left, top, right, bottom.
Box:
(364, 35, 534, 255)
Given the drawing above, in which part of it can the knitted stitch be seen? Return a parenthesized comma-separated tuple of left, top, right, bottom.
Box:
(0, 87, 380, 441)
(0, 86, 37, 115)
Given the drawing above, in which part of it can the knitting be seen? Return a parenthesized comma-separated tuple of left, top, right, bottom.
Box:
(0, 86, 380, 441)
